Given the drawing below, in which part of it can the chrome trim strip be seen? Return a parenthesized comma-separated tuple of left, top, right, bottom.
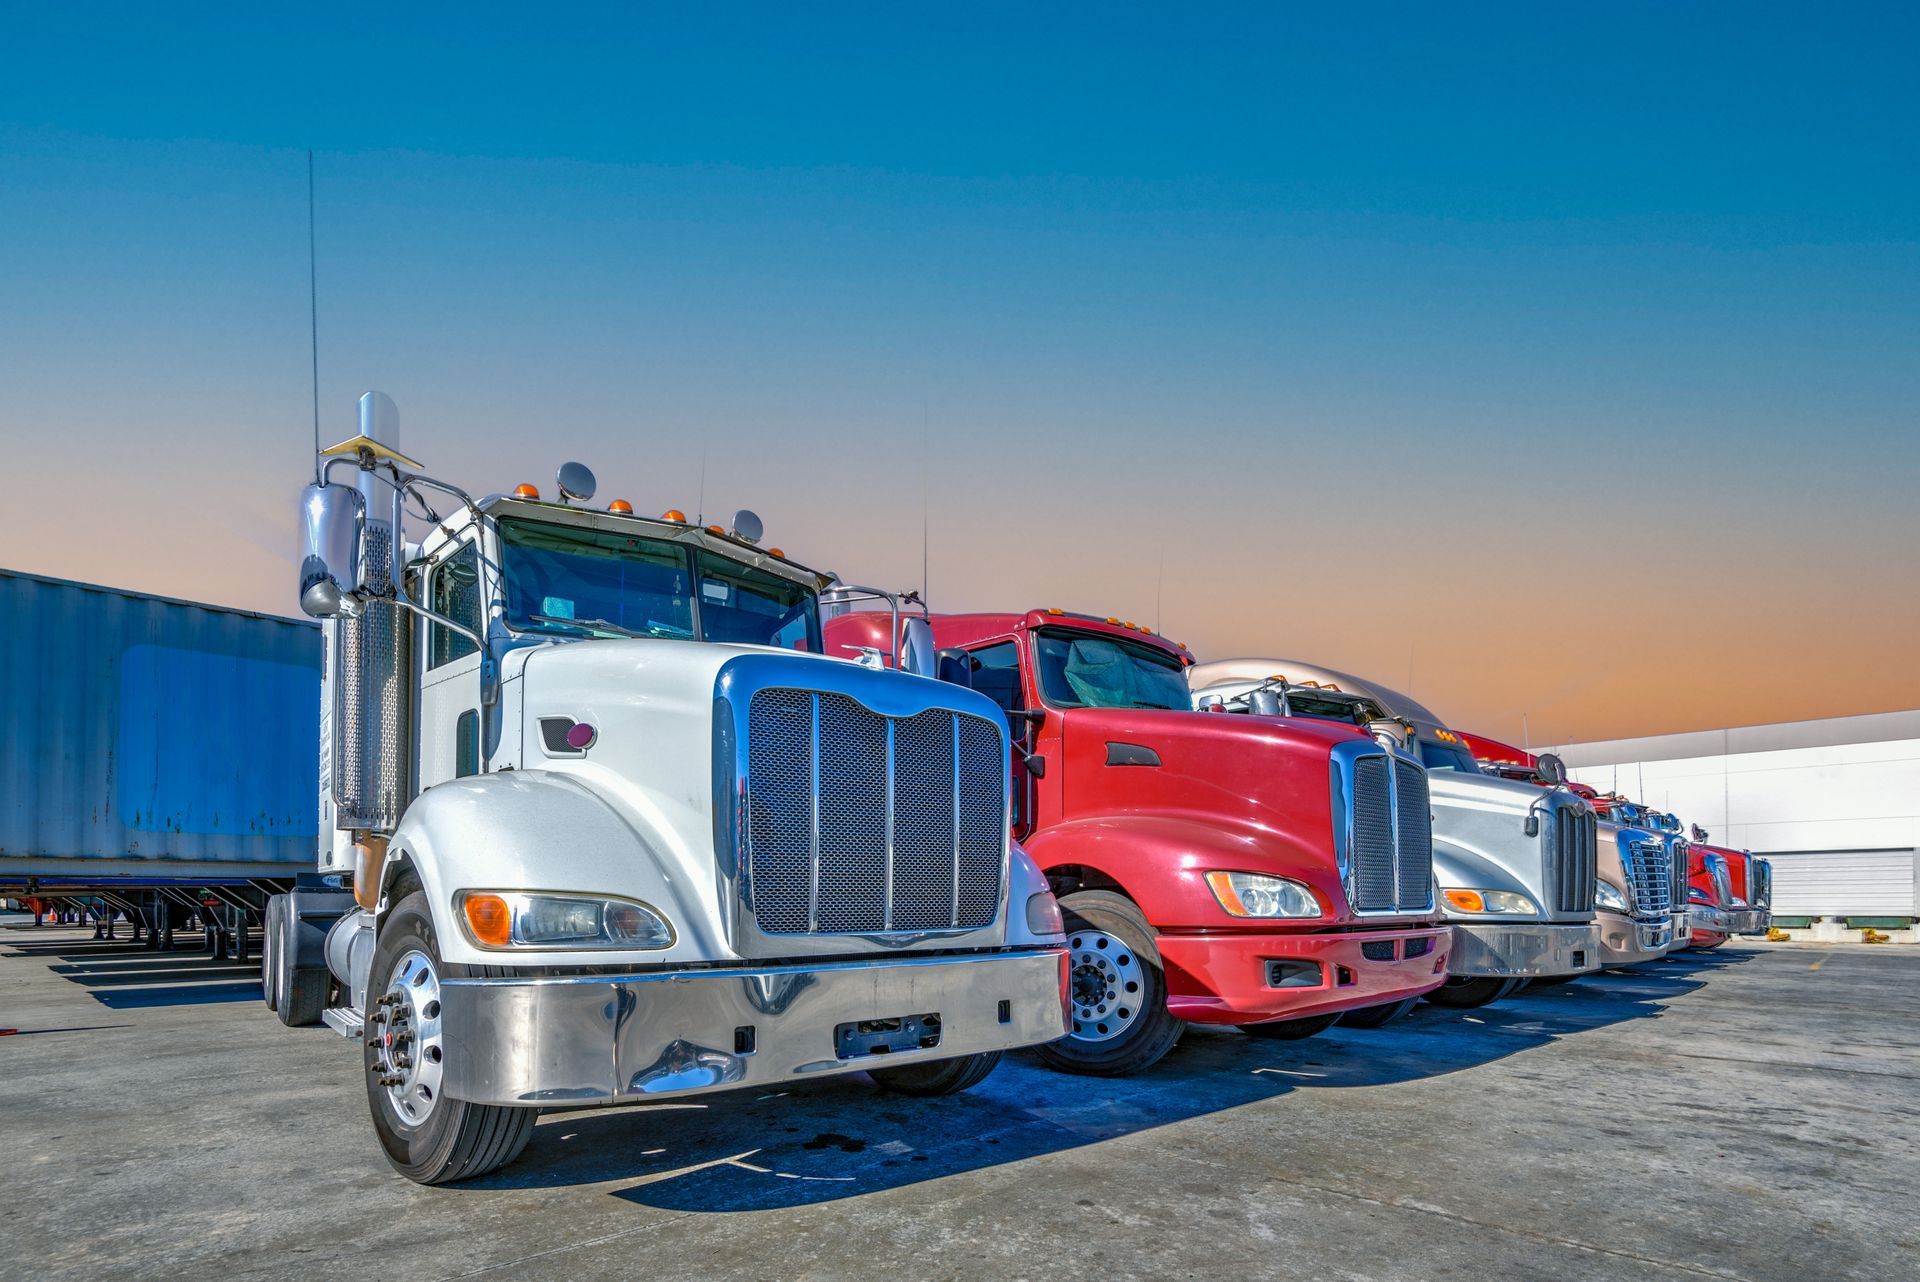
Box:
(951, 711, 962, 929)
(883, 715, 896, 931)
(808, 690, 821, 933)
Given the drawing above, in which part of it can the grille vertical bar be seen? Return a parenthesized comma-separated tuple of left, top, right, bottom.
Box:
(1552, 806, 1598, 914)
(1350, 756, 1397, 910)
(1392, 759, 1434, 908)
(743, 687, 1003, 936)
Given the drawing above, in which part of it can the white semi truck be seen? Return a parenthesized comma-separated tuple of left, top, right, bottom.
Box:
(272, 393, 1070, 1183)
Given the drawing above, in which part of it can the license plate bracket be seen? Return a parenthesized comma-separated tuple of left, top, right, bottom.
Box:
(835, 1012, 942, 1059)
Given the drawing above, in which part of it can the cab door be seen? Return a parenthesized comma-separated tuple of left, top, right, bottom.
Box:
(417, 538, 487, 787)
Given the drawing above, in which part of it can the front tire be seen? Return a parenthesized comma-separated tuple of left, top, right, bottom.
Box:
(869, 1051, 1002, 1096)
(1338, 997, 1419, 1028)
(365, 892, 535, 1184)
(1424, 976, 1523, 1008)
(1240, 1012, 1340, 1040)
(1034, 890, 1184, 1077)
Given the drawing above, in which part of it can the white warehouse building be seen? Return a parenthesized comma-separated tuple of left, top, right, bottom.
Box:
(1553, 710, 1920, 929)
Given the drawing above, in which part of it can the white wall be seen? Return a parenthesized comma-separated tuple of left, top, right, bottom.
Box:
(1556, 715, 1920, 919)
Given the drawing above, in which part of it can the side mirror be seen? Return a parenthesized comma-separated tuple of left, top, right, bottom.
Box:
(936, 647, 974, 687)
(297, 482, 365, 618)
(1535, 753, 1568, 786)
(899, 617, 937, 678)
(1249, 688, 1283, 717)
(1692, 824, 1709, 842)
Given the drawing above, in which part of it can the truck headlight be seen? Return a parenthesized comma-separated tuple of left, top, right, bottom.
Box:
(1594, 881, 1628, 913)
(1688, 888, 1712, 905)
(1442, 889, 1539, 915)
(458, 891, 675, 950)
(1205, 871, 1322, 919)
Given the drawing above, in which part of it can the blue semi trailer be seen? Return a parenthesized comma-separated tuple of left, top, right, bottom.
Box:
(0, 567, 321, 958)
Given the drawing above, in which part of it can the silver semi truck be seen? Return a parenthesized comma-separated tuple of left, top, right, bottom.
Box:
(271, 393, 1070, 1183)
(1188, 659, 1600, 1014)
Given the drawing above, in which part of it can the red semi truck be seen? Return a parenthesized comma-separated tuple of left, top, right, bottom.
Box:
(1685, 845, 1735, 949)
(825, 607, 1450, 1075)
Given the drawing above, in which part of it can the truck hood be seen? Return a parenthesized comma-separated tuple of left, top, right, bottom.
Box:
(1053, 706, 1387, 919)
(1426, 770, 1585, 922)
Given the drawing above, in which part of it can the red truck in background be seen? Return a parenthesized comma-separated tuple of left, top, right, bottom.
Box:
(1686, 844, 1735, 949)
(825, 607, 1450, 1075)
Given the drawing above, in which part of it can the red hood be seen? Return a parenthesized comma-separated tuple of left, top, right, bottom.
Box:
(1051, 706, 1384, 925)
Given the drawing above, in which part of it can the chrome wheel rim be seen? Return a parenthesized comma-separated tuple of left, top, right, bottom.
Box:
(372, 949, 445, 1126)
(1066, 929, 1145, 1042)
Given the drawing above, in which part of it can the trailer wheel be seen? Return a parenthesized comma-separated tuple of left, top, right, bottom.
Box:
(261, 896, 285, 1013)
(269, 895, 329, 1029)
(1338, 997, 1419, 1029)
(1034, 890, 1184, 1077)
(869, 1052, 1002, 1096)
(1424, 976, 1522, 1009)
(365, 892, 535, 1185)
(1239, 1012, 1340, 1040)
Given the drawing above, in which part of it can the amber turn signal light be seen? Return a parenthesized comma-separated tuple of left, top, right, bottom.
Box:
(1443, 889, 1485, 913)
(463, 893, 512, 947)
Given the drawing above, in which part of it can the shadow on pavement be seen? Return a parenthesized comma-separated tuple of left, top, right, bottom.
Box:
(459, 965, 1708, 1210)
(4, 935, 260, 1009)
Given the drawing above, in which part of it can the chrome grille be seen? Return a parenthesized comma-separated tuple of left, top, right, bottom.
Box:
(1342, 752, 1436, 914)
(1670, 839, 1689, 905)
(1552, 805, 1598, 914)
(1707, 853, 1733, 907)
(1752, 859, 1771, 908)
(1622, 837, 1672, 919)
(743, 687, 1004, 935)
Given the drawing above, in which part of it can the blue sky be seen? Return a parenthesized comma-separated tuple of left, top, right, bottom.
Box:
(2, 3, 1916, 741)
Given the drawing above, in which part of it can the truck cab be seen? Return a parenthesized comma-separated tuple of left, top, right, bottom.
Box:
(1692, 837, 1769, 936)
(1189, 663, 1602, 1010)
(828, 609, 1450, 1074)
(1582, 795, 1679, 965)
(278, 394, 1070, 1183)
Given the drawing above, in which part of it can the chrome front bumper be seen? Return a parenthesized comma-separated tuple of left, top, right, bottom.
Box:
(1597, 911, 1672, 965)
(438, 949, 1069, 1107)
(1448, 921, 1601, 978)
(1730, 909, 1770, 934)
(1671, 908, 1691, 942)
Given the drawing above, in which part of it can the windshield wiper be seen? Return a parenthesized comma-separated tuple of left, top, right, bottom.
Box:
(530, 613, 647, 640)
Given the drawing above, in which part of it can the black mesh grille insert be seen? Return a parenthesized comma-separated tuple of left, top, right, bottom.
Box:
(743, 688, 1004, 935)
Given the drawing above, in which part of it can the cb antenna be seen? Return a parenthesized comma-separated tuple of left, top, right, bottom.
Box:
(921, 400, 929, 607)
(696, 444, 707, 526)
(307, 149, 321, 483)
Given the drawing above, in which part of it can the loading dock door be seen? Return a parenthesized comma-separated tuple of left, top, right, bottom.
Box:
(1764, 849, 1918, 917)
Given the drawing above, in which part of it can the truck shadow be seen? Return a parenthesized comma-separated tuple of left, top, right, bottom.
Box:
(468, 968, 1708, 1209)
(3, 936, 261, 1009)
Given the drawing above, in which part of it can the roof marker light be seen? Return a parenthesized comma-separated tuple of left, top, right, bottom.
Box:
(769, 547, 786, 559)
(662, 509, 687, 523)
(514, 484, 541, 500)
(607, 500, 633, 514)
(1046, 608, 1064, 616)
(706, 524, 725, 535)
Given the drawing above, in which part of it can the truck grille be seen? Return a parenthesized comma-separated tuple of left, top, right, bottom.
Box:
(1552, 805, 1598, 914)
(1622, 837, 1672, 919)
(1670, 839, 1690, 905)
(742, 688, 1004, 935)
(1707, 853, 1733, 907)
(1751, 859, 1771, 908)
(1344, 754, 1436, 914)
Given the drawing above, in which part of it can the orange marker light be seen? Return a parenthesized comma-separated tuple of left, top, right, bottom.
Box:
(1046, 608, 1064, 616)
(768, 547, 786, 559)
(662, 509, 687, 523)
(463, 893, 512, 947)
(513, 484, 540, 500)
(607, 499, 633, 514)
(706, 524, 725, 535)
(1444, 889, 1486, 913)
(1104, 617, 1119, 625)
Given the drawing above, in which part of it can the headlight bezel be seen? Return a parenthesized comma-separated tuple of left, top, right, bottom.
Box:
(456, 890, 676, 951)
(1441, 888, 1540, 916)
(1205, 870, 1325, 920)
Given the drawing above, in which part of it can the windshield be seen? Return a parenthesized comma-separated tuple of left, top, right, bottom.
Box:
(500, 518, 819, 650)
(1033, 629, 1190, 710)
(1418, 736, 1483, 773)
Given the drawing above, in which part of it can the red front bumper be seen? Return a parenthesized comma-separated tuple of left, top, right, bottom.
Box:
(1157, 924, 1452, 1026)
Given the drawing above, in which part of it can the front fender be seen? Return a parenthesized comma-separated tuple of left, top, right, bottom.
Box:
(1432, 837, 1540, 917)
(1024, 814, 1342, 931)
(386, 771, 730, 970)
